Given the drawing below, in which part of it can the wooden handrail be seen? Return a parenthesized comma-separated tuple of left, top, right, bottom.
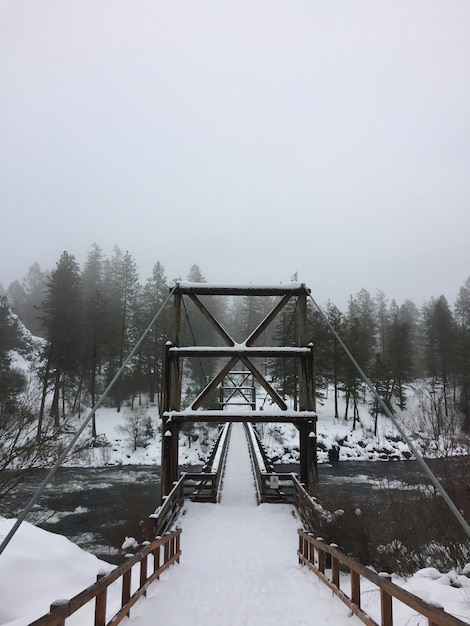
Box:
(150, 423, 232, 537)
(28, 528, 182, 626)
(297, 530, 468, 626)
(244, 429, 467, 626)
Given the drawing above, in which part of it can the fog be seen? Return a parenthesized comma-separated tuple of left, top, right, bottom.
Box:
(1, 1, 469, 308)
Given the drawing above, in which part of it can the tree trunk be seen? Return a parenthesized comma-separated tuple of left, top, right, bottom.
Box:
(50, 370, 61, 427)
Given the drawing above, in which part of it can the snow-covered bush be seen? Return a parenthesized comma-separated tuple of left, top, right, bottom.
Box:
(118, 407, 156, 451)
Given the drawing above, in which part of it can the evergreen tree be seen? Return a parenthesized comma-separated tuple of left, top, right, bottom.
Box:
(138, 262, 170, 405)
(0, 297, 27, 418)
(455, 277, 470, 430)
(113, 251, 140, 411)
(38, 252, 83, 438)
(269, 281, 301, 408)
(422, 295, 456, 423)
(318, 301, 344, 418)
(342, 290, 376, 427)
(7, 263, 47, 336)
(81, 244, 106, 435)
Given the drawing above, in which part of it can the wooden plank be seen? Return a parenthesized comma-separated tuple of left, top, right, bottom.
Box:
(169, 346, 311, 357)
(173, 283, 309, 296)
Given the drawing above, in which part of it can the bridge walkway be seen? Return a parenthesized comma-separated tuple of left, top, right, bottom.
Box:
(130, 423, 363, 625)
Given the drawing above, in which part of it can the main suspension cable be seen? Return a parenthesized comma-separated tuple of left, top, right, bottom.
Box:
(304, 285, 470, 538)
(0, 285, 177, 556)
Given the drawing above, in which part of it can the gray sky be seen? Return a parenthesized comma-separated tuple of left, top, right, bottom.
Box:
(1, 0, 469, 309)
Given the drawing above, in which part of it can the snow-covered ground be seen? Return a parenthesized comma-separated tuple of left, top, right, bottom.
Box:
(63, 380, 468, 470)
(1, 423, 470, 626)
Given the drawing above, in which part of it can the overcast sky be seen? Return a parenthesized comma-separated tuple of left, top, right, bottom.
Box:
(1, 0, 469, 309)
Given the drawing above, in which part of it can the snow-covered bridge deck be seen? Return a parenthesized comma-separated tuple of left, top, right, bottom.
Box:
(130, 423, 362, 626)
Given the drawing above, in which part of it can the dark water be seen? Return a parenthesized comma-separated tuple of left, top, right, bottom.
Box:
(1, 458, 467, 563)
(278, 457, 468, 501)
(1, 466, 161, 563)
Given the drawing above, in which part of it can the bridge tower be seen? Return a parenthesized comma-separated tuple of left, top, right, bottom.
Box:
(160, 283, 317, 499)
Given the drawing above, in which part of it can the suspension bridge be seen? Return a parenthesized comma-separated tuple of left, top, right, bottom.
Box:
(4, 283, 469, 626)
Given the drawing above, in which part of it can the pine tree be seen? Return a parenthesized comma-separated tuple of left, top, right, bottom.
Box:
(138, 262, 170, 405)
(319, 301, 344, 418)
(422, 295, 456, 423)
(342, 290, 376, 427)
(38, 252, 83, 438)
(7, 263, 47, 336)
(81, 244, 106, 436)
(0, 297, 27, 418)
(114, 251, 140, 411)
(455, 277, 470, 430)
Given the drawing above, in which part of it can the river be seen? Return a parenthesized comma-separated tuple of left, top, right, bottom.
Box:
(0, 458, 466, 563)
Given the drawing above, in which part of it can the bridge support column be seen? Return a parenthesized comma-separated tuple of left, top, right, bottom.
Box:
(160, 342, 181, 500)
(298, 419, 317, 491)
(298, 342, 318, 492)
(161, 420, 179, 499)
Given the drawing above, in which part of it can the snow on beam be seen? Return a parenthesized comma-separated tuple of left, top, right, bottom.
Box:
(172, 282, 311, 296)
(168, 346, 312, 357)
(163, 410, 317, 423)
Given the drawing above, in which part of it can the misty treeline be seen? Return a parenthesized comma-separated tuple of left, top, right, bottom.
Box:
(1, 244, 470, 442)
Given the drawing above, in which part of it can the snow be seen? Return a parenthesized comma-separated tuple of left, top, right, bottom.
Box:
(174, 282, 308, 293)
(0, 517, 114, 625)
(1, 423, 470, 626)
(63, 385, 424, 469)
(126, 424, 364, 626)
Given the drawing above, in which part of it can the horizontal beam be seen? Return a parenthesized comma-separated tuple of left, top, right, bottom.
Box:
(168, 346, 312, 357)
(172, 282, 310, 296)
(163, 410, 317, 424)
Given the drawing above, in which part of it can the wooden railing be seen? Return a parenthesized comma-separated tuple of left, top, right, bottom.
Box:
(28, 529, 182, 626)
(297, 530, 468, 626)
(246, 424, 467, 625)
(150, 423, 232, 537)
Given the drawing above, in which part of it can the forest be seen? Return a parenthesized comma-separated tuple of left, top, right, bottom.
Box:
(1, 243, 470, 452)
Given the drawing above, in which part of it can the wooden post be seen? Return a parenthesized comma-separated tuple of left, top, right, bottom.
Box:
(298, 343, 317, 492)
(307, 533, 315, 564)
(122, 564, 131, 617)
(140, 553, 148, 596)
(351, 570, 361, 608)
(164, 532, 171, 564)
(317, 542, 325, 574)
(94, 572, 107, 626)
(331, 550, 340, 589)
(49, 600, 68, 626)
(153, 539, 161, 579)
(160, 341, 181, 499)
(176, 527, 181, 563)
(298, 421, 310, 488)
(379, 573, 392, 626)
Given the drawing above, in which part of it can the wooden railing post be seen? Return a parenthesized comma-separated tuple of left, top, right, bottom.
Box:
(140, 552, 148, 596)
(49, 600, 68, 626)
(176, 527, 182, 563)
(94, 572, 107, 626)
(121, 558, 132, 618)
(316, 538, 325, 574)
(379, 573, 392, 626)
(309, 533, 317, 565)
(351, 570, 361, 609)
(153, 537, 161, 579)
(164, 532, 171, 564)
(298, 531, 304, 564)
(330, 544, 340, 589)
